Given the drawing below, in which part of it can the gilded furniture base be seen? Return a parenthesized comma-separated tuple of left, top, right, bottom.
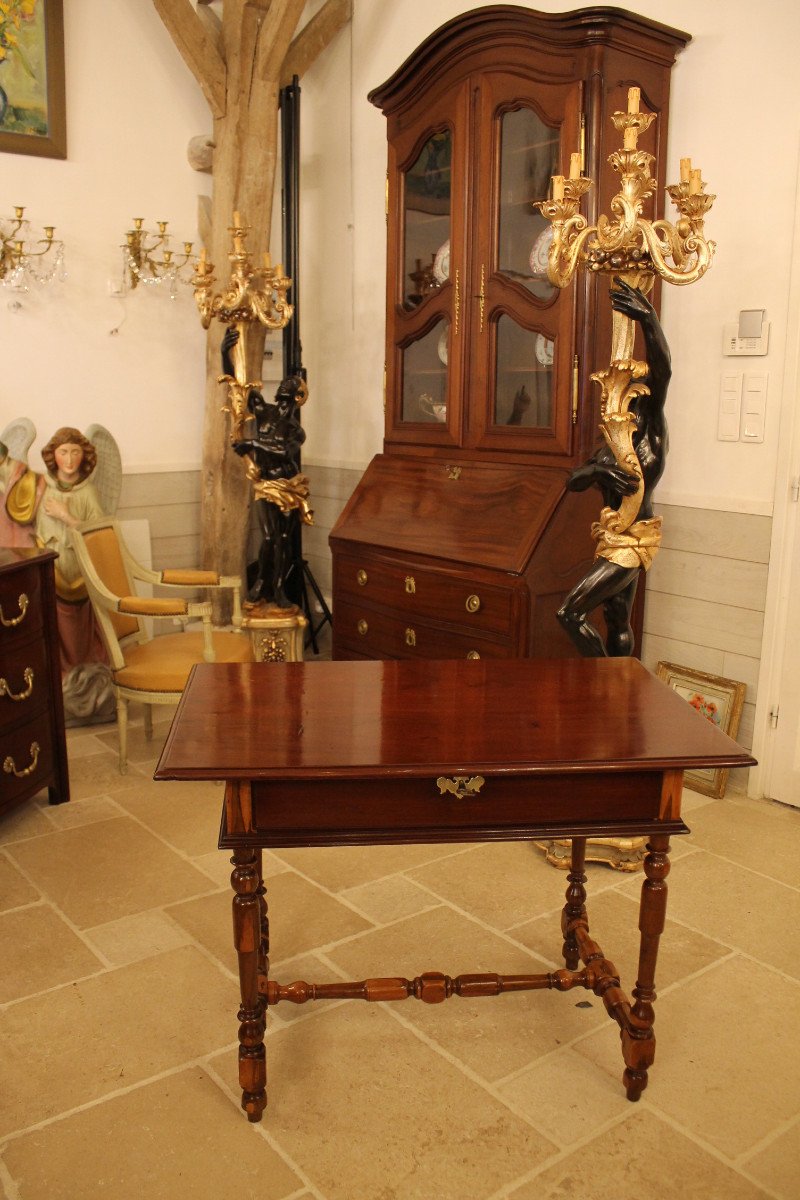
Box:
(537, 837, 646, 872)
(241, 602, 307, 663)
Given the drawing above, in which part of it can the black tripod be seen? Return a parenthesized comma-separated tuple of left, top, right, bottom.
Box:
(277, 76, 332, 654)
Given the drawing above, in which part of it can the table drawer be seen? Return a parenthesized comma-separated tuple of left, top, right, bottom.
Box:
(334, 552, 516, 636)
(334, 598, 513, 660)
(243, 770, 665, 847)
(1, 709, 54, 807)
(0, 564, 43, 647)
(0, 634, 50, 724)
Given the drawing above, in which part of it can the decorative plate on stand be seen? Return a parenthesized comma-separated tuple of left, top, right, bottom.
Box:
(433, 240, 450, 284)
(535, 334, 554, 367)
(529, 227, 554, 277)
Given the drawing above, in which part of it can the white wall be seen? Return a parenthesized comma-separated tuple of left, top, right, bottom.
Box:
(301, 0, 800, 513)
(0, 1, 210, 471)
(1, 0, 799, 514)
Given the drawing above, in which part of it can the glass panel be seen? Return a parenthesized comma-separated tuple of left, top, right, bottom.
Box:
(494, 314, 553, 429)
(403, 130, 451, 308)
(401, 320, 450, 423)
(498, 107, 558, 301)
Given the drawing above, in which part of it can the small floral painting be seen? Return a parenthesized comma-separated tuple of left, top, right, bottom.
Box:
(656, 661, 747, 798)
(0, 0, 65, 158)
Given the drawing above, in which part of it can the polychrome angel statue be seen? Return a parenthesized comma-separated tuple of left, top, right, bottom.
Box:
(0, 419, 121, 674)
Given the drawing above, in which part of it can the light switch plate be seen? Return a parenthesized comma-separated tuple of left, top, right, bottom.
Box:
(718, 372, 742, 441)
(723, 322, 770, 356)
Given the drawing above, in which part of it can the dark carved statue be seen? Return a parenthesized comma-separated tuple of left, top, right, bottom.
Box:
(557, 279, 671, 657)
(222, 328, 312, 608)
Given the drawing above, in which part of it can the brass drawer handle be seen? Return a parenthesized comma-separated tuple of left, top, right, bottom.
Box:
(4, 741, 40, 779)
(356, 570, 368, 586)
(466, 650, 481, 660)
(357, 619, 368, 636)
(404, 575, 416, 594)
(405, 627, 416, 647)
(436, 774, 485, 799)
(0, 592, 29, 627)
(465, 594, 481, 614)
(0, 666, 34, 702)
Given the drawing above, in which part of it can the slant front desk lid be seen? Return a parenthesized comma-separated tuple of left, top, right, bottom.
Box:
(329, 454, 569, 574)
(155, 658, 755, 782)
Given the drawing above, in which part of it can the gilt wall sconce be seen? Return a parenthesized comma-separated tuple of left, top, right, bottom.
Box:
(120, 217, 198, 297)
(0, 204, 64, 292)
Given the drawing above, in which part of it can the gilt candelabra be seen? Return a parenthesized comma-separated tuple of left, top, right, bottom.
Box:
(122, 217, 198, 297)
(192, 213, 293, 441)
(535, 85, 715, 549)
(0, 205, 64, 292)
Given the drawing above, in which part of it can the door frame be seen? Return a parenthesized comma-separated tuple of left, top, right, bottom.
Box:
(749, 142, 800, 801)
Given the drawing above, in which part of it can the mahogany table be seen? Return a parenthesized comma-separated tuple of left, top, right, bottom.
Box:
(155, 657, 755, 1122)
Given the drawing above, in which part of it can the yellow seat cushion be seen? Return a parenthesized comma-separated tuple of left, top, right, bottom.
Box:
(114, 631, 254, 692)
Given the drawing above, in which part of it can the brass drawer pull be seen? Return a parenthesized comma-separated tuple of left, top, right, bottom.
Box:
(0, 666, 34, 702)
(4, 741, 40, 779)
(357, 619, 368, 636)
(0, 592, 29, 627)
(405, 627, 416, 647)
(405, 576, 416, 594)
(465, 594, 481, 614)
(466, 650, 481, 660)
(356, 570, 368, 587)
(436, 774, 485, 799)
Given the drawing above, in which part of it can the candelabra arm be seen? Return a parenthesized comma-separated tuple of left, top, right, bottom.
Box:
(640, 220, 716, 287)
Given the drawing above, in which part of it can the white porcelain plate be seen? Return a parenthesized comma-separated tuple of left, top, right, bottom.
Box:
(433, 239, 450, 284)
(529, 226, 554, 277)
(535, 333, 554, 367)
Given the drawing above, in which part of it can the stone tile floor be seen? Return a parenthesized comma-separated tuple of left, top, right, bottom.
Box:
(1, 704, 798, 1199)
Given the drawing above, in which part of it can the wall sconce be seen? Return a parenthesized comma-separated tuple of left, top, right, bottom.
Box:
(0, 205, 64, 292)
(121, 217, 197, 297)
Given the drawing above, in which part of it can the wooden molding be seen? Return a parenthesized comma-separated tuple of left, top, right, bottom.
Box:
(153, 0, 227, 118)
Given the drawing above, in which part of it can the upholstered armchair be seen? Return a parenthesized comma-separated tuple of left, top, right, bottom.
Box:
(71, 517, 253, 772)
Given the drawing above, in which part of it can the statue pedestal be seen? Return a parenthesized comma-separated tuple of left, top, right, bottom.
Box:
(537, 837, 645, 872)
(242, 601, 307, 662)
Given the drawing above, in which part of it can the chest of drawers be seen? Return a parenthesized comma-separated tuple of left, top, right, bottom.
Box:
(1, 549, 70, 814)
(329, 455, 622, 661)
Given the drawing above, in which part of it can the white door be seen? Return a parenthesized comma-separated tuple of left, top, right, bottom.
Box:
(766, 493, 800, 805)
(753, 153, 800, 807)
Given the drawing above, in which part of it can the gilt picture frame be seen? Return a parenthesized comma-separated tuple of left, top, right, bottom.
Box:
(655, 661, 747, 798)
(0, 0, 66, 160)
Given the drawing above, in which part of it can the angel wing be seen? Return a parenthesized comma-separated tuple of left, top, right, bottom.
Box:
(85, 423, 122, 516)
(0, 417, 36, 463)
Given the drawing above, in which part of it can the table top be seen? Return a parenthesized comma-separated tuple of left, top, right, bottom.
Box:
(155, 657, 756, 783)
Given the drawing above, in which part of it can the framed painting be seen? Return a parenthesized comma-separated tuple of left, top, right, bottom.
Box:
(655, 661, 747, 798)
(0, 0, 66, 159)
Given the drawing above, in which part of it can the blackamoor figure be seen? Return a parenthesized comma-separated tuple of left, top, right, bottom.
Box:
(222, 328, 312, 607)
(557, 279, 670, 657)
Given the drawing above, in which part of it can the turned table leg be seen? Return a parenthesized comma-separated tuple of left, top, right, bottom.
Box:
(622, 834, 670, 1101)
(561, 837, 588, 970)
(231, 848, 267, 1121)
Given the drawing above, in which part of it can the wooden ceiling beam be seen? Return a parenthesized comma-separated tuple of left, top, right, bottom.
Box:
(152, 0, 227, 117)
(280, 0, 352, 88)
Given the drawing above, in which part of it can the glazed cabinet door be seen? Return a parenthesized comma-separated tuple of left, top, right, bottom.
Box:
(466, 73, 583, 457)
(385, 80, 471, 448)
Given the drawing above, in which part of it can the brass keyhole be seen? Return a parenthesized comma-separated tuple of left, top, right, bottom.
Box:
(405, 628, 416, 647)
(405, 576, 416, 594)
